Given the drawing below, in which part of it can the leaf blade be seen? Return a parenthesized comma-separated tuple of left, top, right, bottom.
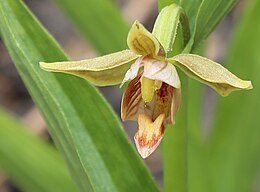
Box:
(0, 0, 159, 191)
(190, 0, 239, 51)
(209, 0, 260, 191)
(0, 108, 77, 192)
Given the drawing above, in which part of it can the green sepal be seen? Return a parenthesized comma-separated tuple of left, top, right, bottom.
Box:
(127, 21, 165, 57)
(168, 54, 253, 96)
(40, 50, 138, 86)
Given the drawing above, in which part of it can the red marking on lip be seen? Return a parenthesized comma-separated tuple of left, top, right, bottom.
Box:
(157, 83, 168, 103)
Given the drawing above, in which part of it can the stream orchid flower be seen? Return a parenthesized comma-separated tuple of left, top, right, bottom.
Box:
(40, 21, 252, 159)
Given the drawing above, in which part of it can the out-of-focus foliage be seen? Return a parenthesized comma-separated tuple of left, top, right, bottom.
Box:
(0, 0, 159, 191)
(209, 0, 260, 191)
(53, 0, 129, 54)
(0, 108, 77, 192)
(189, 0, 239, 51)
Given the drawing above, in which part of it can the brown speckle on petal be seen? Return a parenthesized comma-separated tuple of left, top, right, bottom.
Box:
(153, 83, 175, 123)
(121, 74, 181, 158)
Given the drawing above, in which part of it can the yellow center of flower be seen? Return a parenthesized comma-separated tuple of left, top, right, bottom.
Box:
(141, 77, 162, 103)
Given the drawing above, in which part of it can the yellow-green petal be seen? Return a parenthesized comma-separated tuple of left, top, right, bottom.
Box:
(168, 54, 253, 96)
(40, 50, 138, 86)
(127, 20, 165, 57)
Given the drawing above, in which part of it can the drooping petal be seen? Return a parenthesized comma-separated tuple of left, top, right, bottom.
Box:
(134, 113, 166, 159)
(121, 73, 154, 122)
(40, 50, 138, 86)
(143, 58, 181, 88)
(122, 79, 177, 158)
(168, 54, 253, 96)
(122, 78, 176, 124)
(121, 74, 143, 121)
(121, 74, 154, 121)
(127, 20, 165, 57)
(120, 56, 143, 87)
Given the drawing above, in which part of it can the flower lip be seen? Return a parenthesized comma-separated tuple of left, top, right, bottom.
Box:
(121, 72, 180, 158)
(134, 113, 166, 159)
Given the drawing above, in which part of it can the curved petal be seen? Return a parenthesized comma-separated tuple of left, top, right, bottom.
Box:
(40, 50, 138, 86)
(143, 58, 181, 88)
(120, 56, 143, 87)
(122, 80, 176, 158)
(122, 77, 176, 123)
(168, 54, 253, 96)
(127, 20, 165, 57)
(121, 74, 154, 121)
(121, 74, 143, 121)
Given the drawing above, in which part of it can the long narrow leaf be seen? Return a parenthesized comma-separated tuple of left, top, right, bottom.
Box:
(190, 0, 239, 51)
(209, 0, 260, 191)
(0, 0, 159, 191)
(0, 108, 77, 192)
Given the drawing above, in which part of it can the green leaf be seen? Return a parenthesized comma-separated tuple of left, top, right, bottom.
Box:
(53, 0, 129, 54)
(0, 0, 159, 192)
(209, 0, 260, 191)
(0, 108, 77, 192)
(187, 82, 209, 192)
(163, 72, 188, 192)
(178, 0, 202, 34)
(190, 0, 239, 51)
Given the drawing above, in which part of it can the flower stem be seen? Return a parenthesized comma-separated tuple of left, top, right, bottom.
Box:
(163, 24, 188, 192)
(163, 74, 188, 192)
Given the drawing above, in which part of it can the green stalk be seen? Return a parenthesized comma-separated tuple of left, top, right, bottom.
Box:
(152, 4, 190, 191)
(163, 25, 188, 192)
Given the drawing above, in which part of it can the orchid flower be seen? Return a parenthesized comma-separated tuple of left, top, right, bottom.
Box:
(40, 4, 252, 159)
